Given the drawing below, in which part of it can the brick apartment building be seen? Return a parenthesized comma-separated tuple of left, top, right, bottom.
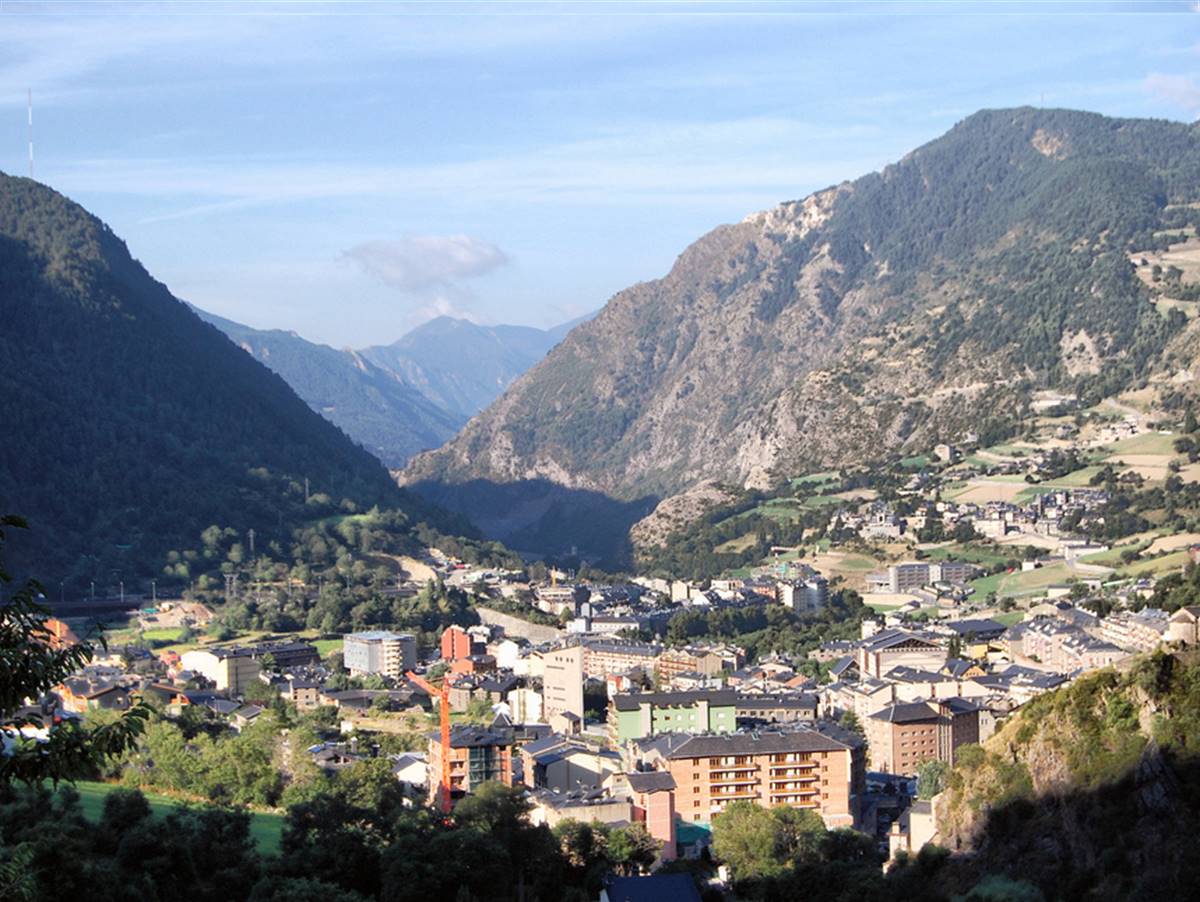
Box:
(635, 725, 865, 828)
(865, 698, 980, 774)
(427, 721, 515, 805)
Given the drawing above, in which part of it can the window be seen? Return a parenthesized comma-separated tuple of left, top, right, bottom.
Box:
(694, 786, 700, 793)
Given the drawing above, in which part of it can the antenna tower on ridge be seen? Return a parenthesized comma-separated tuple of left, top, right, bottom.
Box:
(27, 88, 33, 179)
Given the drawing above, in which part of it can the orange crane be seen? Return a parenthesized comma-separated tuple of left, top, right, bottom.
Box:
(406, 670, 452, 813)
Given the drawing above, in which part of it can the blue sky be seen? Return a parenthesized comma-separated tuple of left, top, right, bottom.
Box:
(1, 0, 1199, 347)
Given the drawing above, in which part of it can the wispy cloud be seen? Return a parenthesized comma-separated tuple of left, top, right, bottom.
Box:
(341, 235, 509, 293)
(55, 116, 887, 222)
(1144, 71, 1200, 112)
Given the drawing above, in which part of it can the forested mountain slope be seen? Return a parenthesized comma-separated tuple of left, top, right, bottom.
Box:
(0, 174, 428, 585)
(195, 309, 464, 468)
(405, 108, 1200, 562)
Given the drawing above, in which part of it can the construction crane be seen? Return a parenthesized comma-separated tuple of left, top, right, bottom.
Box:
(406, 670, 452, 814)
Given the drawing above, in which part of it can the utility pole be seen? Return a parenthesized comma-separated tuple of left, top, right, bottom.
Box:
(151, 579, 157, 605)
(119, 581, 124, 605)
(248, 528, 256, 558)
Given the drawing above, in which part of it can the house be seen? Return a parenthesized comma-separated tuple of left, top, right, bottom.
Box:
(1168, 606, 1200, 645)
(55, 679, 133, 714)
(520, 734, 622, 792)
(527, 787, 633, 829)
(857, 630, 947, 679)
(230, 704, 264, 731)
(601, 874, 702, 902)
(618, 770, 677, 862)
(391, 752, 428, 797)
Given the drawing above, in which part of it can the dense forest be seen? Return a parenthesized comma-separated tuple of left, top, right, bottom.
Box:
(0, 175, 466, 590)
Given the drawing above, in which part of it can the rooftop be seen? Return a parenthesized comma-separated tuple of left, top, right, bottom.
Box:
(612, 689, 737, 712)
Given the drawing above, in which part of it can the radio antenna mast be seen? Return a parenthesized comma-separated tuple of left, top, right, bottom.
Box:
(27, 88, 33, 179)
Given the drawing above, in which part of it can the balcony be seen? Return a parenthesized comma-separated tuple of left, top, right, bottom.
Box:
(769, 766, 816, 778)
(711, 789, 758, 800)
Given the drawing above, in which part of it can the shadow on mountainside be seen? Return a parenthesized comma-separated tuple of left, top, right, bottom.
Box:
(405, 477, 659, 568)
(923, 742, 1199, 901)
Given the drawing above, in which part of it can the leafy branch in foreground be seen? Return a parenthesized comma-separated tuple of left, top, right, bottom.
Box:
(1, 514, 148, 785)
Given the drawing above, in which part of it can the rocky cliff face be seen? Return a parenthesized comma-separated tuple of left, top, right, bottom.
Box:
(404, 108, 1200, 560)
(932, 652, 1200, 900)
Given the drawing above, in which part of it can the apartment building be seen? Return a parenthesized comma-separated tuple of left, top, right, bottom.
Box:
(866, 561, 975, 593)
(543, 644, 585, 721)
(427, 721, 515, 805)
(441, 625, 483, 663)
(779, 577, 829, 612)
(1018, 619, 1125, 671)
(866, 698, 980, 775)
(640, 726, 865, 828)
(1098, 608, 1169, 653)
(342, 630, 416, 678)
(735, 693, 818, 724)
(610, 690, 737, 743)
(180, 647, 261, 693)
(656, 647, 725, 681)
(580, 638, 663, 679)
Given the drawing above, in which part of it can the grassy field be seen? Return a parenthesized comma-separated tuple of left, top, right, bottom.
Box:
(865, 601, 901, 612)
(968, 571, 1006, 599)
(715, 531, 759, 553)
(925, 543, 1013, 567)
(790, 471, 839, 487)
(993, 610, 1026, 627)
(1103, 432, 1178, 455)
(312, 638, 342, 658)
(63, 781, 284, 855)
(1116, 549, 1193, 578)
(1043, 466, 1105, 487)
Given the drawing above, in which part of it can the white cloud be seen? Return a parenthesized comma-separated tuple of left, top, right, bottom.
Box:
(340, 235, 509, 293)
(1144, 72, 1200, 113)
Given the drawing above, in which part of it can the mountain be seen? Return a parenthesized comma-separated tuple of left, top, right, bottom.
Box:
(404, 108, 1200, 563)
(362, 313, 593, 420)
(0, 174, 430, 585)
(193, 308, 464, 468)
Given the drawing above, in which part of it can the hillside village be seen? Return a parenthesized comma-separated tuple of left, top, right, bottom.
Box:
(22, 398, 1200, 881)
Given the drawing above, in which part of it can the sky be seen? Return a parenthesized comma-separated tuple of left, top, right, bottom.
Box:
(1, 0, 1199, 347)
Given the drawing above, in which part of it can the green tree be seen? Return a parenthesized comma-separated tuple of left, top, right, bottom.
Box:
(0, 514, 147, 784)
(711, 801, 792, 881)
(917, 759, 950, 800)
(606, 823, 660, 875)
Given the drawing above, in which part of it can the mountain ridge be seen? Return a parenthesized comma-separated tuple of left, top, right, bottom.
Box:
(403, 107, 1200, 563)
(192, 307, 465, 468)
(0, 173, 429, 584)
